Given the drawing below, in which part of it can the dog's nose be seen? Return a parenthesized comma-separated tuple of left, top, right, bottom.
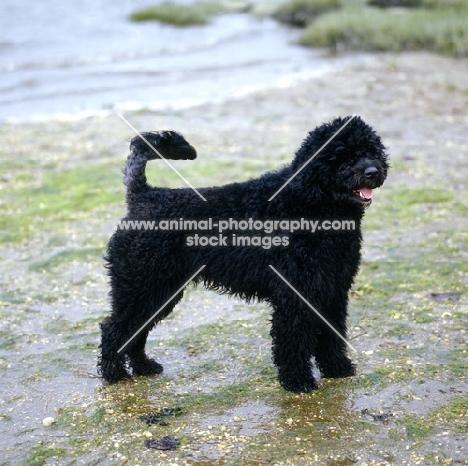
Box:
(364, 166, 379, 179)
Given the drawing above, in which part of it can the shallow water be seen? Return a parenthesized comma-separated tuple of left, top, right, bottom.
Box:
(0, 0, 368, 121)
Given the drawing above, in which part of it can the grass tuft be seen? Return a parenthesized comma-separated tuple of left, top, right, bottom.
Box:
(270, 0, 468, 56)
(129, 1, 248, 26)
(418, 0, 468, 8)
(272, 0, 341, 27)
(22, 443, 65, 466)
(369, 0, 422, 7)
(299, 7, 468, 57)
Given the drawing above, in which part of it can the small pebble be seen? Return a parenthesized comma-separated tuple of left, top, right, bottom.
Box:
(42, 417, 55, 427)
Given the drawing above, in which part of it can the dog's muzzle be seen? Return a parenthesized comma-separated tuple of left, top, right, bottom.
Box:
(352, 165, 386, 206)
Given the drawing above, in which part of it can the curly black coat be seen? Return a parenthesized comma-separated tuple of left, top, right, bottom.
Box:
(98, 116, 388, 393)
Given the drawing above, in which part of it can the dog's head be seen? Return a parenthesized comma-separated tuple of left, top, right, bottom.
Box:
(291, 116, 389, 209)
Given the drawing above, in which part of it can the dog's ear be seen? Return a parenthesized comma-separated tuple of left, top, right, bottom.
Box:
(293, 117, 353, 166)
(293, 139, 346, 171)
(332, 142, 346, 159)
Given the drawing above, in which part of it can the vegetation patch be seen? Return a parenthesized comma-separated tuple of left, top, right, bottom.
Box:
(130, 1, 249, 26)
(299, 7, 468, 56)
(28, 247, 104, 273)
(271, 0, 468, 57)
(179, 381, 258, 410)
(272, 0, 341, 27)
(432, 397, 468, 432)
(21, 442, 65, 466)
(0, 161, 122, 243)
(0, 331, 21, 350)
(388, 188, 454, 205)
(412, 0, 467, 8)
(403, 417, 433, 440)
(369, 0, 422, 7)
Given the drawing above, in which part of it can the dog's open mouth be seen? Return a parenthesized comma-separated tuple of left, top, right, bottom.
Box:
(353, 188, 373, 204)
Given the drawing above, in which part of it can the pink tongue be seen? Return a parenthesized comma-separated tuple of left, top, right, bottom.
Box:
(360, 188, 373, 199)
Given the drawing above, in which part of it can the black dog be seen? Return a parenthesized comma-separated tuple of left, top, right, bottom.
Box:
(98, 116, 388, 393)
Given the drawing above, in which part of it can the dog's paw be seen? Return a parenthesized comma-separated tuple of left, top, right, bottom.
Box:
(321, 361, 356, 379)
(132, 358, 163, 377)
(98, 359, 132, 384)
(280, 377, 318, 393)
(100, 369, 132, 384)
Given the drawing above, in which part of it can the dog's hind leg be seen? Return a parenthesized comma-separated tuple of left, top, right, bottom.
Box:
(270, 300, 319, 393)
(98, 297, 172, 383)
(98, 286, 168, 383)
(126, 329, 163, 377)
(126, 289, 185, 377)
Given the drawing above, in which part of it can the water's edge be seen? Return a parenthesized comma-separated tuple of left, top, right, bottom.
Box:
(0, 1, 373, 122)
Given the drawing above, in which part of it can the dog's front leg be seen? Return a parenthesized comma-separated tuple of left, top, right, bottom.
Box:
(270, 308, 318, 393)
(314, 314, 356, 379)
(98, 316, 132, 383)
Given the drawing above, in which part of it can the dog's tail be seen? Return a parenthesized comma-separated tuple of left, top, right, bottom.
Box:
(123, 131, 197, 192)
